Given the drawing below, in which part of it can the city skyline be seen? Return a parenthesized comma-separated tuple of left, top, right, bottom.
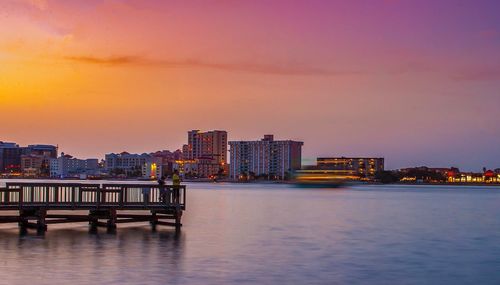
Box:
(2, 131, 498, 173)
(1, 0, 500, 171)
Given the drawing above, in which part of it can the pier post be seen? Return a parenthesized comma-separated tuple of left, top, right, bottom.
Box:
(89, 210, 98, 229)
(18, 209, 29, 229)
(18, 209, 47, 232)
(107, 209, 117, 230)
(151, 211, 158, 231)
(36, 209, 48, 232)
(174, 209, 182, 229)
(89, 210, 99, 229)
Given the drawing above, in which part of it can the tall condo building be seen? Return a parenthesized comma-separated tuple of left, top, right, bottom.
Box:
(183, 130, 228, 164)
(229, 135, 303, 180)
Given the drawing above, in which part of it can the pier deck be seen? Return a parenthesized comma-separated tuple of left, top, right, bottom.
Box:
(0, 182, 186, 232)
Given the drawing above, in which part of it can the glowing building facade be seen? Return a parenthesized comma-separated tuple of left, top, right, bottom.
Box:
(142, 162, 162, 179)
(316, 157, 385, 178)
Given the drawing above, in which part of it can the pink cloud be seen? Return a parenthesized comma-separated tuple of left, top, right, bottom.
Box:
(63, 54, 362, 76)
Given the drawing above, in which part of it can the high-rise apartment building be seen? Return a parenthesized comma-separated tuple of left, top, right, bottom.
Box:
(180, 130, 228, 178)
(229, 135, 303, 180)
(183, 130, 227, 163)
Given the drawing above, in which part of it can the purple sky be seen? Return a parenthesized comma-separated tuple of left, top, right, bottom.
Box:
(0, 0, 499, 170)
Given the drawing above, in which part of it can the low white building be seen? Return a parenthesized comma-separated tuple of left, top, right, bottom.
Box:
(105, 152, 151, 172)
(105, 152, 166, 178)
(50, 153, 99, 178)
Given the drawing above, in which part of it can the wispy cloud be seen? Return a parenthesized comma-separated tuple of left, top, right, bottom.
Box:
(64, 55, 140, 65)
(63, 55, 360, 76)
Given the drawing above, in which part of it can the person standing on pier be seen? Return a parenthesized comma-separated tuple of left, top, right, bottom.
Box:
(158, 176, 166, 203)
(142, 187, 151, 205)
(172, 170, 181, 203)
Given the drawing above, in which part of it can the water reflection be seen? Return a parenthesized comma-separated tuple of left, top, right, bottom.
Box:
(0, 183, 500, 285)
(0, 225, 185, 285)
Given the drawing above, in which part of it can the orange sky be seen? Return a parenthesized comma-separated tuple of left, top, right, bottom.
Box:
(1, 0, 500, 170)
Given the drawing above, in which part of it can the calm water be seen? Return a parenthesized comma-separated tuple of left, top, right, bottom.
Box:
(1, 181, 500, 284)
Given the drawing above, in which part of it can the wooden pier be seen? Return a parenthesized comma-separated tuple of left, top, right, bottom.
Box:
(0, 182, 186, 232)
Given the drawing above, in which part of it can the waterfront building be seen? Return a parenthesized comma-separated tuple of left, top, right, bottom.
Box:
(151, 149, 183, 175)
(195, 157, 224, 178)
(447, 169, 500, 184)
(0, 142, 58, 175)
(0, 142, 22, 174)
(172, 157, 225, 178)
(399, 166, 453, 176)
(105, 152, 151, 173)
(398, 166, 458, 183)
(142, 161, 162, 179)
(181, 130, 228, 177)
(23, 144, 58, 158)
(50, 153, 99, 178)
(105, 152, 168, 178)
(21, 154, 50, 177)
(19, 145, 58, 177)
(173, 159, 198, 178)
(316, 157, 385, 178)
(229, 135, 303, 180)
(183, 130, 227, 164)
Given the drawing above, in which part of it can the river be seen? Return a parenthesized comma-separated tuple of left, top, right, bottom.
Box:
(0, 181, 499, 284)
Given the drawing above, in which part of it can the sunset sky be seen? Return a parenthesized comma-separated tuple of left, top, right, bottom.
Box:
(1, 0, 499, 170)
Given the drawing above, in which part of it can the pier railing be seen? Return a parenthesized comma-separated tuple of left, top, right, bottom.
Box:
(0, 183, 186, 210)
(0, 182, 186, 231)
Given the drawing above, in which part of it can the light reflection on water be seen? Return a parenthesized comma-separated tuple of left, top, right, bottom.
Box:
(1, 181, 500, 284)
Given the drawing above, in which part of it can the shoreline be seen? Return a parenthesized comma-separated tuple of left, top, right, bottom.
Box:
(1, 177, 500, 187)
